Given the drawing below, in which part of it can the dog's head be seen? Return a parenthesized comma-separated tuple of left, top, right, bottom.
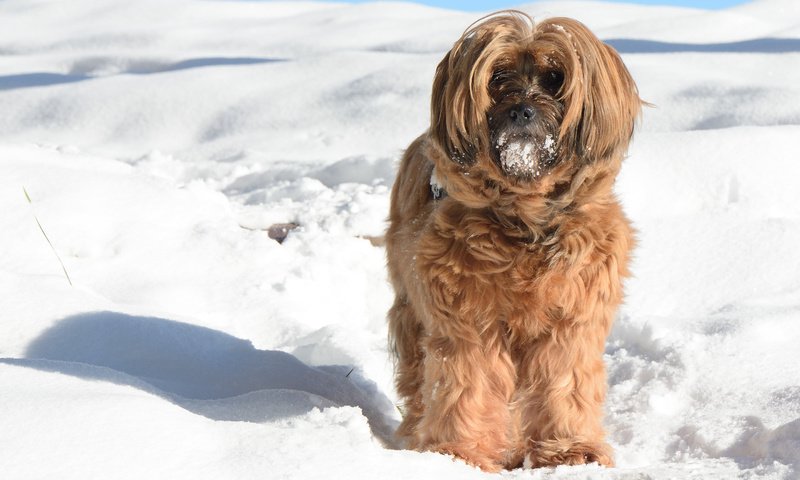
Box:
(431, 12, 641, 188)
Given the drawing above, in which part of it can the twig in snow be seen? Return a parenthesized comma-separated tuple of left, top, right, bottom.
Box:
(239, 222, 299, 244)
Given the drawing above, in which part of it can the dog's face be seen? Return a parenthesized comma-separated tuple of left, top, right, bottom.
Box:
(486, 52, 565, 180)
(431, 12, 641, 188)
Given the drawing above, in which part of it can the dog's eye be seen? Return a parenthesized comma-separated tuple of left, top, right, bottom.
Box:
(541, 70, 564, 95)
(490, 70, 506, 85)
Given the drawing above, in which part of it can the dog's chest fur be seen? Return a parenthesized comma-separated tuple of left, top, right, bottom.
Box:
(419, 197, 620, 340)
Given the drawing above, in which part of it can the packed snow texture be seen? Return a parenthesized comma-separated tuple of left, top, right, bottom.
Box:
(1, 0, 800, 479)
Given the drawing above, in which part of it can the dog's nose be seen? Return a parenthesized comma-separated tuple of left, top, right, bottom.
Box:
(509, 104, 535, 125)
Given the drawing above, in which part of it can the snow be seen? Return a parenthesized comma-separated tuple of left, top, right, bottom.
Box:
(1, 0, 799, 478)
(496, 132, 556, 177)
(500, 139, 537, 176)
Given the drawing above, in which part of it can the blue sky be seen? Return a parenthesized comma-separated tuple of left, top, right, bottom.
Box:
(337, 0, 751, 11)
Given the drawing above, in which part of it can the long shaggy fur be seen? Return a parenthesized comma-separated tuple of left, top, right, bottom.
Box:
(386, 11, 641, 471)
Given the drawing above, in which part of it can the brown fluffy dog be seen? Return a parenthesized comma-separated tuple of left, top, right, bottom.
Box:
(386, 11, 641, 471)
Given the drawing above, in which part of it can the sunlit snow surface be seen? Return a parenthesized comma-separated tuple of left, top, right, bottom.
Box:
(1, 0, 800, 478)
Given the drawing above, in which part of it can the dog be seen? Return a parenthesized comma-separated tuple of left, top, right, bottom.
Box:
(385, 11, 641, 471)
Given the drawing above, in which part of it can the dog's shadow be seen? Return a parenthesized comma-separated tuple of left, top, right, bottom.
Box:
(0, 312, 398, 446)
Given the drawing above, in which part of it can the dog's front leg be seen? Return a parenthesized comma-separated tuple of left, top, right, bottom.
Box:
(517, 322, 614, 468)
(411, 275, 517, 471)
(417, 329, 515, 471)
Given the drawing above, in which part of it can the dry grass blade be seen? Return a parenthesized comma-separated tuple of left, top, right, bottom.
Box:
(23, 187, 73, 287)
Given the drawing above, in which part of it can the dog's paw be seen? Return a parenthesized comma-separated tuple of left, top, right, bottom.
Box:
(430, 442, 506, 473)
(525, 438, 613, 468)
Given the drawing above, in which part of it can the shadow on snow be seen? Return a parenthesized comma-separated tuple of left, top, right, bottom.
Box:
(606, 37, 800, 54)
(0, 57, 284, 91)
(0, 311, 398, 447)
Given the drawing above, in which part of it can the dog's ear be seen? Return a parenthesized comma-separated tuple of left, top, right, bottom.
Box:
(430, 47, 478, 166)
(430, 35, 487, 167)
(431, 12, 532, 167)
(540, 18, 642, 163)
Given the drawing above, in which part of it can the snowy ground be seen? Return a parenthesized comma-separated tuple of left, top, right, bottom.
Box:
(1, 0, 799, 478)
